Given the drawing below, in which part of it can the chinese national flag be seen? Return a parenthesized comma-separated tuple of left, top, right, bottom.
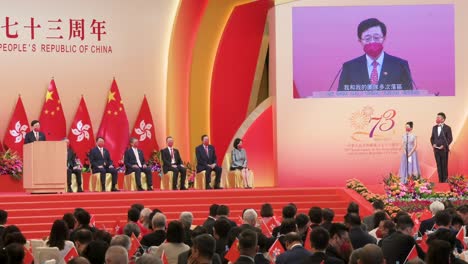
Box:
(456, 226, 467, 249)
(97, 79, 129, 162)
(225, 239, 240, 263)
(420, 210, 432, 221)
(161, 250, 169, 264)
(130, 96, 159, 160)
(3, 96, 29, 156)
(268, 238, 285, 263)
(39, 79, 67, 140)
(129, 233, 142, 259)
(419, 233, 429, 252)
(304, 227, 312, 250)
(68, 97, 95, 163)
(64, 247, 79, 262)
(90, 215, 96, 227)
(404, 245, 419, 263)
(23, 246, 34, 264)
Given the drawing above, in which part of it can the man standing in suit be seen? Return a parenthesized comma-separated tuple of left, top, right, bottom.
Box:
(430, 112, 453, 183)
(161, 136, 187, 190)
(64, 139, 83, 193)
(303, 227, 344, 264)
(338, 18, 413, 91)
(234, 229, 257, 264)
(124, 137, 153, 191)
(276, 232, 312, 264)
(24, 120, 46, 144)
(89, 137, 119, 192)
(195, 135, 222, 189)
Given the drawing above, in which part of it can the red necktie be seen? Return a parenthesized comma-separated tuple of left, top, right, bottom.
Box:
(370, 60, 379, 85)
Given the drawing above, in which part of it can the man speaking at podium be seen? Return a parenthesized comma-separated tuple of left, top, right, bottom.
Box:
(24, 120, 46, 144)
(338, 18, 414, 92)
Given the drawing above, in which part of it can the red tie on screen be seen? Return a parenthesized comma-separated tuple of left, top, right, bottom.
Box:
(370, 60, 379, 85)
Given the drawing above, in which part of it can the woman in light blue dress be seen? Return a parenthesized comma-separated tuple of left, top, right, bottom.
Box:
(399, 121, 421, 183)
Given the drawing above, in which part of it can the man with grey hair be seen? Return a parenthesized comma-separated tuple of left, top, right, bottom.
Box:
(123, 222, 141, 238)
(105, 245, 128, 264)
(358, 244, 385, 264)
(419, 200, 445, 234)
(140, 213, 167, 248)
(64, 138, 83, 193)
(227, 208, 265, 247)
(110, 235, 131, 251)
(124, 137, 153, 191)
(139, 208, 152, 229)
(180, 211, 194, 246)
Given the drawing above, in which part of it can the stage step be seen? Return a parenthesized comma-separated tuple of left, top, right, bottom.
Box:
(0, 187, 363, 239)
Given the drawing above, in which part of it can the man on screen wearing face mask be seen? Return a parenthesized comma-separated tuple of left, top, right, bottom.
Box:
(161, 136, 187, 190)
(338, 18, 413, 91)
(89, 137, 119, 192)
(24, 120, 46, 144)
(430, 112, 453, 183)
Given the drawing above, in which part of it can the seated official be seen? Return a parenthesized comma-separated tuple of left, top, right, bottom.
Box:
(88, 137, 119, 192)
(161, 136, 187, 190)
(24, 120, 46, 144)
(124, 137, 153, 191)
(230, 138, 251, 188)
(64, 138, 83, 193)
(195, 135, 222, 189)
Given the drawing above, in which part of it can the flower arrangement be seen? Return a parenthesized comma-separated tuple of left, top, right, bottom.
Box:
(448, 174, 468, 197)
(0, 149, 23, 180)
(383, 174, 435, 200)
(81, 156, 91, 173)
(184, 162, 197, 188)
(148, 150, 163, 177)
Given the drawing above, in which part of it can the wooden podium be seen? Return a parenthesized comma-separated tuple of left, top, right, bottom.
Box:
(23, 141, 67, 193)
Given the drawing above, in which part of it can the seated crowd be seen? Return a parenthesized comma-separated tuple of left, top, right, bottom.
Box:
(0, 201, 467, 264)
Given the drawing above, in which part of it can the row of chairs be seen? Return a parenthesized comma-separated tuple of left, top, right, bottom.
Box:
(29, 239, 72, 264)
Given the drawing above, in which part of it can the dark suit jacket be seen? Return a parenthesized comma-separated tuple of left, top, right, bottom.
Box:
(234, 256, 255, 264)
(67, 148, 78, 169)
(430, 124, 453, 151)
(381, 231, 424, 264)
(255, 253, 270, 264)
(195, 144, 218, 172)
(124, 147, 146, 174)
(202, 216, 216, 235)
(89, 147, 113, 171)
(140, 230, 166, 248)
(302, 252, 344, 264)
(348, 226, 377, 249)
(161, 147, 184, 173)
(24, 131, 46, 144)
(338, 53, 413, 91)
(177, 249, 222, 264)
(276, 245, 312, 264)
(362, 214, 375, 231)
(419, 217, 435, 235)
(227, 224, 265, 248)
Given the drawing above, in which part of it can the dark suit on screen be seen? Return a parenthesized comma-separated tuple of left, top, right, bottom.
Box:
(124, 147, 153, 189)
(161, 147, 187, 190)
(430, 124, 453, 182)
(195, 144, 222, 189)
(67, 147, 82, 191)
(24, 130, 46, 144)
(89, 146, 118, 190)
(338, 53, 413, 91)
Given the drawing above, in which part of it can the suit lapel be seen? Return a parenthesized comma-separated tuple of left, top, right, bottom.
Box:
(358, 55, 370, 85)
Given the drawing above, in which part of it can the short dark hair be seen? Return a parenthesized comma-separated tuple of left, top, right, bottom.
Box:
(4, 243, 24, 264)
(382, 220, 396, 232)
(282, 205, 297, 219)
(279, 219, 297, 235)
(129, 137, 138, 144)
(94, 229, 112, 245)
(166, 221, 185, 243)
(238, 229, 257, 250)
(427, 228, 456, 250)
(74, 229, 93, 244)
(260, 203, 274, 218)
(329, 223, 348, 239)
(128, 208, 140, 222)
(308, 207, 322, 225)
(309, 227, 329, 250)
(322, 208, 335, 222)
(347, 202, 360, 214)
(209, 204, 219, 217)
(31, 120, 40, 126)
(437, 112, 446, 120)
(96, 137, 104, 142)
(213, 219, 232, 238)
(75, 209, 91, 226)
(451, 214, 464, 227)
(191, 226, 208, 239)
(81, 240, 109, 264)
(131, 203, 144, 213)
(48, 220, 69, 250)
(396, 215, 414, 230)
(284, 232, 302, 244)
(193, 234, 216, 259)
(3, 232, 26, 247)
(0, 210, 7, 225)
(62, 213, 76, 230)
(435, 210, 452, 227)
(372, 200, 385, 210)
(233, 138, 242, 149)
(426, 239, 452, 264)
(357, 18, 387, 39)
(295, 214, 310, 230)
(344, 213, 361, 226)
(373, 211, 388, 229)
(166, 136, 173, 142)
(201, 134, 208, 141)
(456, 204, 468, 214)
(216, 205, 230, 216)
(406, 122, 414, 129)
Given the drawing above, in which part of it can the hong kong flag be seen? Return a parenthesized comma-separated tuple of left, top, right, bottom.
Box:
(3, 96, 29, 156)
(268, 238, 285, 263)
(68, 97, 95, 163)
(39, 79, 67, 140)
(97, 79, 129, 161)
(130, 96, 159, 160)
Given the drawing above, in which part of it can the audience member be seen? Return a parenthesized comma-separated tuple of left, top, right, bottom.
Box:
(321, 208, 335, 232)
(0, 209, 7, 246)
(70, 209, 96, 241)
(140, 213, 167, 248)
(179, 211, 194, 246)
(155, 221, 189, 263)
(227, 209, 263, 247)
(82, 240, 109, 264)
(47, 219, 75, 259)
(357, 244, 384, 264)
(362, 200, 385, 231)
(234, 229, 258, 264)
(63, 212, 77, 233)
(136, 253, 162, 264)
(123, 222, 141, 238)
(276, 232, 312, 264)
(68, 256, 91, 264)
(188, 234, 217, 264)
(308, 207, 322, 229)
(344, 213, 376, 249)
(302, 227, 344, 264)
(110, 235, 131, 251)
(178, 226, 223, 264)
(327, 223, 350, 263)
(272, 205, 297, 238)
(377, 220, 395, 247)
(426, 239, 452, 264)
(456, 204, 468, 225)
(295, 213, 310, 243)
(94, 229, 112, 245)
(419, 201, 444, 234)
(105, 245, 128, 264)
(4, 243, 24, 264)
(73, 229, 94, 255)
(202, 204, 219, 235)
(139, 208, 152, 230)
(213, 218, 232, 262)
(217, 205, 237, 227)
